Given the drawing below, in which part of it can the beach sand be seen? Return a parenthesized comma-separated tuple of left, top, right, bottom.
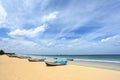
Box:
(0, 55, 120, 80)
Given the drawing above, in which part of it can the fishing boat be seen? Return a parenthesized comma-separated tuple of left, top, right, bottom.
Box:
(8, 54, 18, 57)
(67, 58, 74, 61)
(8, 54, 31, 59)
(17, 55, 31, 59)
(28, 58, 46, 62)
(45, 60, 67, 66)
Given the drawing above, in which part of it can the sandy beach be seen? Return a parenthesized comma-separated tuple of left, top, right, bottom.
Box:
(0, 55, 120, 80)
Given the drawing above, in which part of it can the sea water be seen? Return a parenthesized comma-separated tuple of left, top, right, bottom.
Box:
(28, 54, 120, 70)
(30, 55, 120, 63)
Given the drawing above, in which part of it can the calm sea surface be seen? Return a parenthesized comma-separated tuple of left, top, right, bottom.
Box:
(27, 54, 120, 70)
(28, 54, 120, 64)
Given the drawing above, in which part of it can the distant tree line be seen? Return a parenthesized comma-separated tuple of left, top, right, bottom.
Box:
(0, 50, 5, 55)
(0, 50, 15, 55)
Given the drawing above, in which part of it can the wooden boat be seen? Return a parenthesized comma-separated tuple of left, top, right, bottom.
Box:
(17, 55, 31, 59)
(54, 57, 58, 59)
(8, 54, 20, 58)
(67, 58, 74, 61)
(45, 60, 67, 66)
(8, 54, 31, 59)
(28, 58, 46, 62)
(45, 61, 62, 66)
(8, 54, 18, 57)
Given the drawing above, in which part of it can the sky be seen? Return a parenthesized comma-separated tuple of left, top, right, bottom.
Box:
(0, 0, 120, 55)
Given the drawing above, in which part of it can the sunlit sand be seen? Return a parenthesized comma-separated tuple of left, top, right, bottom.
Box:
(0, 55, 120, 80)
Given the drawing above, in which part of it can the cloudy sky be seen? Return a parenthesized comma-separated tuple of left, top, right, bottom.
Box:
(0, 0, 120, 55)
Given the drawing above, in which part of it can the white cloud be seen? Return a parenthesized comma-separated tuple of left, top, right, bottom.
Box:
(24, 0, 49, 10)
(41, 11, 59, 22)
(0, 3, 7, 25)
(47, 41, 56, 47)
(71, 39, 80, 43)
(8, 24, 47, 38)
(0, 38, 42, 54)
(101, 35, 120, 43)
(1, 0, 120, 55)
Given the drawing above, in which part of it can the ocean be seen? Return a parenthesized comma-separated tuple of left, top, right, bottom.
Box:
(29, 55, 120, 63)
(28, 54, 120, 70)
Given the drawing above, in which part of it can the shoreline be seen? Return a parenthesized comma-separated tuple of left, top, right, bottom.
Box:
(37, 56, 120, 71)
(34, 55, 120, 71)
(0, 55, 120, 80)
(69, 61, 120, 71)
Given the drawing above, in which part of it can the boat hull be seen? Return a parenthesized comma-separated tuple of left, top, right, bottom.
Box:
(28, 58, 45, 62)
(45, 61, 66, 66)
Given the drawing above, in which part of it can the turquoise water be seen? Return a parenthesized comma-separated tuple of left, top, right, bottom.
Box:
(27, 54, 120, 70)
(28, 54, 120, 64)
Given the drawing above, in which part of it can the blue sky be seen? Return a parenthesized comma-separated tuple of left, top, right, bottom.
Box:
(0, 0, 120, 55)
